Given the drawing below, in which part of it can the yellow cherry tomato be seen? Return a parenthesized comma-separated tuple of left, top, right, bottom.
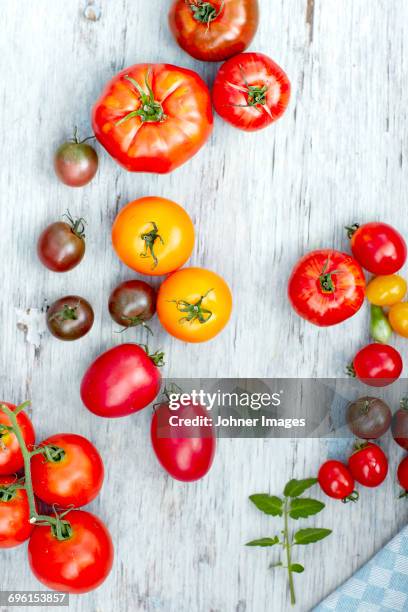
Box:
(366, 274, 407, 306)
(157, 267, 233, 343)
(112, 196, 195, 276)
(389, 302, 408, 337)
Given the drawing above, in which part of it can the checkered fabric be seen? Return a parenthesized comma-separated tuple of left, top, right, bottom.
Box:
(314, 526, 408, 611)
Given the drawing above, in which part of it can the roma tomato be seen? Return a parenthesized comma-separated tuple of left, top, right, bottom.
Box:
(28, 510, 113, 594)
(169, 0, 259, 62)
(81, 344, 162, 418)
(31, 434, 104, 508)
(389, 302, 408, 338)
(348, 442, 388, 488)
(350, 343, 403, 387)
(288, 249, 366, 327)
(392, 398, 408, 450)
(151, 400, 216, 482)
(37, 213, 86, 273)
(157, 267, 232, 342)
(366, 274, 407, 306)
(317, 461, 356, 501)
(92, 63, 213, 174)
(397, 456, 408, 493)
(0, 477, 33, 548)
(112, 197, 194, 275)
(0, 403, 35, 475)
(348, 222, 407, 275)
(213, 52, 290, 131)
(109, 280, 156, 331)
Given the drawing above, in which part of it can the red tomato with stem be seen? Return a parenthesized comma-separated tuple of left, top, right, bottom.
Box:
(31, 434, 104, 508)
(397, 456, 408, 494)
(0, 477, 33, 548)
(28, 510, 113, 594)
(92, 63, 213, 174)
(318, 460, 357, 502)
(151, 399, 216, 482)
(213, 52, 291, 131)
(81, 344, 163, 418)
(350, 343, 403, 387)
(348, 442, 388, 488)
(288, 249, 366, 326)
(347, 222, 407, 275)
(169, 0, 259, 62)
(0, 403, 35, 475)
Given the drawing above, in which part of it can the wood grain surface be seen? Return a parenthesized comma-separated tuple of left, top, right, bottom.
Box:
(0, 1, 407, 610)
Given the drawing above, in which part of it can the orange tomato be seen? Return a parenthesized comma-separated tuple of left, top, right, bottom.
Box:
(112, 197, 195, 276)
(157, 267, 232, 342)
(389, 302, 408, 337)
(366, 274, 407, 306)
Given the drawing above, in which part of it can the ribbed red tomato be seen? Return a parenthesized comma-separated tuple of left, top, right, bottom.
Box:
(0, 403, 35, 475)
(351, 343, 403, 387)
(348, 222, 407, 274)
(348, 443, 388, 488)
(288, 249, 366, 326)
(0, 477, 33, 548)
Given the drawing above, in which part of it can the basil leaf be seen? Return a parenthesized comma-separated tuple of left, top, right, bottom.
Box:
(249, 494, 283, 516)
(290, 564, 304, 573)
(294, 528, 332, 545)
(289, 498, 325, 519)
(283, 478, 318, 498)
(246, 536, 280, 547)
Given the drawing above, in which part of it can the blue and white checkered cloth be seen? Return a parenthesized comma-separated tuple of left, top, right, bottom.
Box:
(314, 526, 408, 611)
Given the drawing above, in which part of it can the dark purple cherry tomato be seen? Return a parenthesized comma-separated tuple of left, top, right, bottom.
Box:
(392, 398, 408, 450)
(54, 129, 98, 187)
(37, 213, 86, 272)
(108, 280, 156, 333)
(47, 296, 94, 341)
(346, 396, 392, 439)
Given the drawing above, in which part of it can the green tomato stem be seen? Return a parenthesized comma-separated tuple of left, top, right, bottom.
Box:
(283, 500, 296, 606)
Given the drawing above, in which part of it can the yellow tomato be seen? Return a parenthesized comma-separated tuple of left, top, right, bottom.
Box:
(157, 267, 232, 342)
(366, 274, 407, 306)
(389, 302, 408, 337)
(112, 197, 195, 276)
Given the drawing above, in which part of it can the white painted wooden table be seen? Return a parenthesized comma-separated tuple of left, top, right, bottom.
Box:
(1, 1, 407, 610)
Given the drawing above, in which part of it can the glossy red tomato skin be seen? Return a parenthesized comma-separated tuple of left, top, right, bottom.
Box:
(28, 510, 113, 594)
(352, 343, 403, 387)
(288, 249, 366, 326)
(213, 52, 291, 131)
(350, 222, 407, 275)
(318, 460, 355, 500)
(0, 403, 35, 475)
(169, 0, 259, 62)
(31, 434, 104, 508)
(348, 443, 388, 488)
(92, 63, 213, 174)
(151, 401, 216, 482)
(397, 456, 408, 491)
(0, 477, 33, 548)
(81, 344, 161, 418)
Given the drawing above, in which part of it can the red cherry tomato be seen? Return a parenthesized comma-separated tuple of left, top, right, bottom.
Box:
(348, 222, 407, 275)
(31, 434, 104, 508)
(81, 344, 162, 418)
(151, 400, 216, 482)
(0, 403, 35, 475)
(213, 52, 291, 131)
(351, 343, 403, 387)
(397, 456, 408, 493)
(288, 249, 366, 326)
(0, 477, 33, 548)
(28, 510, 113, 594)
(318, 460, 356, 501)
(348, 443, 388, 488)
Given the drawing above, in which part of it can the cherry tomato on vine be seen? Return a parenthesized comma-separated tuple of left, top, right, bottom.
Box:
(318, 461, 357, 502)
(37, 213, 86, 272)
(389, 302, 408, 338)
(213, 52, 291, 131)
(346, 396, 391, 439)
(350, 343, 403, 387)
(0, 403, 35, 476)
(54, 129, 98, 187)
(157, 267, 232, 342)
(0, 477, 33, 548)
(28, 510, 113, 594)
(109, 280, 156, 333)
(169, 0, 259, 62)
(348, 443, 388, 488)
(46, 296, 94, 341)
(151, 399, 216, 482)
(92, 63, 213, 174)
(31, 434, 104, 508)
(392, 398, 408, 450)
(397, 456, 408, 494)
(81, 344, 163, 418)
(288, 249, 366, 327)
(347, 222, 407, 275)
(366, 274, 407, 306)
(112, 197, 195, 276)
